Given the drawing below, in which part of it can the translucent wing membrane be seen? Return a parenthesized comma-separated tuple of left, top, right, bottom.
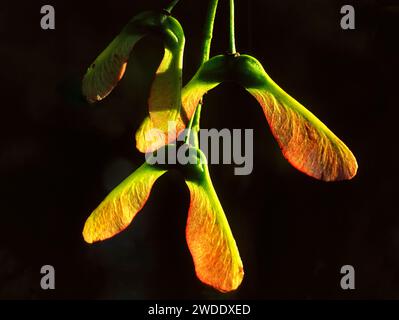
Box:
(82, 31, 142, 103)
(135, 116, 168, 153)
(248, 87, 358, 181)
(136, 17, 186, 153)
(83, 163, 166, 243)
(237, 55, 358, 181)
(181, 55, 227, 125)
(135, 114, 186, 153)
(185, 169, 244, 292)
(82, 11, 168, 103)
(148, 18, 184, 130)
(181, 79, 220, 124)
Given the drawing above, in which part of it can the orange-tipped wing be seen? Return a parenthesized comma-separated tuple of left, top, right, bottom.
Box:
(83, 163, 166, 243)
(185, 172, 244, 292)
(248, 87, 357, 181)
(239, 55, 357, 181)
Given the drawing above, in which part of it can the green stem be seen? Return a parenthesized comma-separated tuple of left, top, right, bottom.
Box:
(185, 0, 219, 145)
(229, 0, 236, 54)
(165, 0, 180, 13)
(184, 104, 196, 145)
(200, 0, 219, 65)
(190, 104, 202, 147)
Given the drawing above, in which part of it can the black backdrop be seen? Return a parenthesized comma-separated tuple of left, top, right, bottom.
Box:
(1, 0, 398, 299)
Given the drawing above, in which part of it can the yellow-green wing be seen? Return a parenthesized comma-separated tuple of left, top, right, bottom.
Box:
(136, 16, 186, 153)
(181, 55, 227, 124)
(83, 163, 166, 243)
(82, 11, 175, 104)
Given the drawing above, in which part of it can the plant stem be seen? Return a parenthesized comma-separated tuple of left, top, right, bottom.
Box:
(200, 0, 219, 65)
(190, 104, 202, 147)
(229, 0, 236, 54)
(185, 0, 219, 145)
(165, 0, 180, 13)
(184, 103, 197, 145)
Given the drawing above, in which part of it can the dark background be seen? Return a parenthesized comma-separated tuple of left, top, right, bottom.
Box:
(0, 0, 398, 299)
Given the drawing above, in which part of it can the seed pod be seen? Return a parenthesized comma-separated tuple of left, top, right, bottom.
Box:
(82, 11, 185, 153)
(181, 54, 358, 181)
